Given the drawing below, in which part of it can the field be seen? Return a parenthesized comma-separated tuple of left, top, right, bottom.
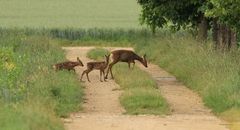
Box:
(0, 0, 142, 29)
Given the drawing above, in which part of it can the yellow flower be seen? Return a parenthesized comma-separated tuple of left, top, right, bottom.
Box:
(4, 62, 16, 71)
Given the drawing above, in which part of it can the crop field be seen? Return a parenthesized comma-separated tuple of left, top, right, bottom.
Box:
(0, 0, 142, 29)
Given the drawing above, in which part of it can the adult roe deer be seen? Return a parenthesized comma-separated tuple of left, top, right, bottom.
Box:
(81, 55, 110, 82)
(105, 50, 147, 79)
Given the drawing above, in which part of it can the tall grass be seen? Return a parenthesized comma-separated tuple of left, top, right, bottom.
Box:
(134, 35, 240, 130)
(0, 27, 152, 43)
(0, 31, 84, 129)
(135, 37, 240, 113)
(87, 48, 169, 115)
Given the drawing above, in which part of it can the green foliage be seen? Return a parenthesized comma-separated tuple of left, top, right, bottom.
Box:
(0, 31, 84, 129)
(137, 0, 206, 32)
(87, 48, 169, 115)
(137, 0, 240, 35)
(205, 0, 240, 30)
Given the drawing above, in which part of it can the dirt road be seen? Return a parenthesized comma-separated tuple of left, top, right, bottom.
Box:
(63, 47, 229, 130)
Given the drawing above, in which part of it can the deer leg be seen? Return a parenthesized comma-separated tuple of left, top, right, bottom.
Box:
(128, 62, 131, 69)
(105, 67, 110, 79)
(105, 61, 117, 79)
(100, 70, 103, 82)
(109, 61, 118, 79)
(86, 69, 93, 82)
(80, 70, 87, 81)
(132, 61, 135, 69)
(82, 69, 92, 82)
(102, 70, 107, 82)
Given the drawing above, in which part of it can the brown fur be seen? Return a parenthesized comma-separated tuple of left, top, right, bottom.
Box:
(105, 50, 147, 79)
(53, 57, 84, 72)
(81, 55, 110, 82)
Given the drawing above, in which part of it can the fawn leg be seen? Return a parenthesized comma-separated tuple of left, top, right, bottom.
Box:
(80, 70, 86, 81)
(100, 70, 103, 82)
(105, 66, 110, 79)
(86, 69, 92, 82)
(102, 70, 107, 81)
(108, 61, 117, 79)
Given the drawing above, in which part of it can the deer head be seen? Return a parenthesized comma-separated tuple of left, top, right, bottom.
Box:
(142, 54, 148, 68)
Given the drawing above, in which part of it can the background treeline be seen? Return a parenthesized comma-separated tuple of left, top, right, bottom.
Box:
(137, 0, 240, 49)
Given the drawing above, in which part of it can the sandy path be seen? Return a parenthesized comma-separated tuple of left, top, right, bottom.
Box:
(63, 47, 229, 130)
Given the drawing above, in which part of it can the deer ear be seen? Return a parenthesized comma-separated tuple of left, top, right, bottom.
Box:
(143, 54, 146, 58)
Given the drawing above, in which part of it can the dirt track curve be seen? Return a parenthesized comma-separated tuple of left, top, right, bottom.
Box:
(63, 47, 229, 130)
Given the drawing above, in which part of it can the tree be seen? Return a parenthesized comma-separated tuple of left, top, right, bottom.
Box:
(137, 0, 239, 47)
(205, 0, 240, 48)
(137, 0, 209, 41)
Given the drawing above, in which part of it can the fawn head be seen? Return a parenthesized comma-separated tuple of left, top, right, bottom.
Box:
(77, 57, 84, 66)
(104, 54, 110, 64)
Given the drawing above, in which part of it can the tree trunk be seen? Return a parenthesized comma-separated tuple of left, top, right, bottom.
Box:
(230, 30, 237, 48)
(217, 24, 223, 49)
(212, 18, 219, 48)
(212, 19, 237, 50)
(222, 25, 227, 49)
(227, 28, 231, 49)
(198, 16, 208, 42)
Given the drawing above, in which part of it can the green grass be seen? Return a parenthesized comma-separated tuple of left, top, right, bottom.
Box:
(0, 0, 142, 29)
(87, 48, 110, 61)
(87, 48, 169, 115)
(0, 103, 64, 130)
(135, 37, 240, 113)
(0, 31, 84, 129)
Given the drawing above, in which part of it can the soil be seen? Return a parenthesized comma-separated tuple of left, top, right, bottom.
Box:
(63, 47, 229, 130)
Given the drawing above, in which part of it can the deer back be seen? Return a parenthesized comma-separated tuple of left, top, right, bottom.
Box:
(111, 50, 148, 67)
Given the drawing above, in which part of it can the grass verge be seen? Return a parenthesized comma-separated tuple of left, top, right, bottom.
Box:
(135, 37, 240, 113)
(87, 48, 169, 115)
(134, 36, 240, 129)
(0, 31, 84, 129)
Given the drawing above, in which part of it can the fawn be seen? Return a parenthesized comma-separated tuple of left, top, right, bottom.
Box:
(81, 55, 110, 82)
(105, 50, 147, 79)
(53, 57, 84, 72)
